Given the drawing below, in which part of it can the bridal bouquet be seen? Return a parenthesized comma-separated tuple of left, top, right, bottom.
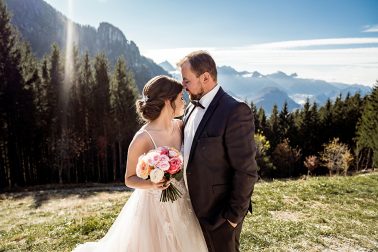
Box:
(136, 146, 183, 202)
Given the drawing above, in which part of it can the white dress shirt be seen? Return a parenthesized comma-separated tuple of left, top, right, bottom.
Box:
(183, 85, 220, 189)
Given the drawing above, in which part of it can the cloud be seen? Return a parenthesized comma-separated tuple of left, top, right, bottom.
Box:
(141, 38, 378, 86)
(245, 38, 378, 50)
(363, 25, 378, 33)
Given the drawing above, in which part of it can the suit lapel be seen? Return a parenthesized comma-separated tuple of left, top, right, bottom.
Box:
(187, 87, 226, 165)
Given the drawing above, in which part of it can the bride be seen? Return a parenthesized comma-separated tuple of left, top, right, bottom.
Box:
(72, 75, 208, 252)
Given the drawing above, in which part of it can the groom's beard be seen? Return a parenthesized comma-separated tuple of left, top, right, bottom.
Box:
(188, 86, 204, 101)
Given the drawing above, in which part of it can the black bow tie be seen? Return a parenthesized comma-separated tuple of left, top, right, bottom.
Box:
(190, 100, 205, 109)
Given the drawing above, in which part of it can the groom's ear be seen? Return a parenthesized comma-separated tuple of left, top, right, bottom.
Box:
(201, 72, 210, 84)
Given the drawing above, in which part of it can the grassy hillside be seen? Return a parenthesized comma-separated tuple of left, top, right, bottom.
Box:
(1, 172, 377, 251)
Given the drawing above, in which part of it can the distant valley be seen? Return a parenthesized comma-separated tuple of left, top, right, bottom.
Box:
(160, 61, 371, 113)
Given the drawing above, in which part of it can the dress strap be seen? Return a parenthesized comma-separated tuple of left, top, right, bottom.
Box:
(143, 130, 157, 149)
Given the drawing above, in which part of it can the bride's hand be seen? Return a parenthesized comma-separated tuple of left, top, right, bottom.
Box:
(151, 179, 171, 190)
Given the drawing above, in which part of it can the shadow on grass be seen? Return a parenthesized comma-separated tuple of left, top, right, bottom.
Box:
(0, 183, 133, 209)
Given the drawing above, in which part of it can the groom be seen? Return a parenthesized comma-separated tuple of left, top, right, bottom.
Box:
(179, 51, 258, 252)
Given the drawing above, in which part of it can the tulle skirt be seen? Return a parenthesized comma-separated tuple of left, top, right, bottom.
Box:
(72, 180, 208, 252)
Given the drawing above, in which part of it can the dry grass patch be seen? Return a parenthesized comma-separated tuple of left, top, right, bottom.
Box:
(269, 210, 305, 222)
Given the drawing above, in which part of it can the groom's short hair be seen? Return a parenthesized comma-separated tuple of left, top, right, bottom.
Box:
(178, 50, 217, 82)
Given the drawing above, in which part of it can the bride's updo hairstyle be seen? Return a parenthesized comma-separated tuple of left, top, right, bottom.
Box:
(136, 75, 183, 122)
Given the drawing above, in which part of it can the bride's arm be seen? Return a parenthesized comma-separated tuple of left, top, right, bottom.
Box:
(124, 132, 169, 190)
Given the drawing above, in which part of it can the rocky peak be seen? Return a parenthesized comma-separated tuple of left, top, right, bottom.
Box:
(97, 22, 128, 44)
(252, 71, 263, 78)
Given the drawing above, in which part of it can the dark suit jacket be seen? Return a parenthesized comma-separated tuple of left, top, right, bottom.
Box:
(185, 87, 258, 230)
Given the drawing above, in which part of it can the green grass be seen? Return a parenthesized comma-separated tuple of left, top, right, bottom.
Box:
(1, 173, 377, 251)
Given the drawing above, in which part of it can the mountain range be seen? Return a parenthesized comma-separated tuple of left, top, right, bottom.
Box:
(4, 0, 372, 113)
(161, 62, 371, 113)
(4, 0, 168, 90)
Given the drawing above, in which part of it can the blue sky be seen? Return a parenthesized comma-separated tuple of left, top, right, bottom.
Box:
(44, 0, 378, 86)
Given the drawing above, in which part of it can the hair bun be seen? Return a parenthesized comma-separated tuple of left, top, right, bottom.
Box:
(136, 76, 183, 122)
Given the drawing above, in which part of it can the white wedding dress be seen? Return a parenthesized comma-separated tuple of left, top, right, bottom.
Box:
(72, 129, 208, 252)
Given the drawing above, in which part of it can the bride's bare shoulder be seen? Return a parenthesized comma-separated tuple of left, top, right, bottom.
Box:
(174, 118, 183, 129)
(128, 130, 151, 152)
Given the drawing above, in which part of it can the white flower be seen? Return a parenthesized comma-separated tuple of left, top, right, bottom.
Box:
(150, 168, 165, 183)
(169, 150, 179, 157)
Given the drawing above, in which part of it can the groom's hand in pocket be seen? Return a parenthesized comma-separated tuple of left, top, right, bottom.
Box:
(227, 219, 237, 228)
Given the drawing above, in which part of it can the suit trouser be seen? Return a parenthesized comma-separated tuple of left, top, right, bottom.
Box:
(200, 219, 244, 252)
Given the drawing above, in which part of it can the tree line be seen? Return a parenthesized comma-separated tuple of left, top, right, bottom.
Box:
(252, 85, 377, 178)
(1, 0, 140, 188)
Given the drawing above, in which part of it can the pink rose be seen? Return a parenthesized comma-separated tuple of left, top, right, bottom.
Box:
(145, 151, 160, 166)
(158, 155, 170, 163)
(156, 161, 170, 171)
(167, 157, 182, 175)
(157, 146, 169, 156)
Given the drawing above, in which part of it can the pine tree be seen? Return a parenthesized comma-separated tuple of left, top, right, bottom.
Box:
(35, 57, 51, 184)
(17, 42, 39, 185)
(250, 101, 259, 133)
(298, 98, 317, 157)
(47, 44, 64, 183)
(356, 82, 378, 169)
(78, 52, 95, 182)
(310, 102, 321, 153)
(331, 93, 346, 142)
(110, 57, 139, 180)
(344, 93, 363, 148)
(93, 53, 111, 181)
(267, 104, 279, 152)
(319, 98, 333, 145)
(278, 101, 291, 142)
(288, 109, 301, 151)
(257, 107, 268, 134)
(0, 0, 28, 187)
(65, 46, 82, 183)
